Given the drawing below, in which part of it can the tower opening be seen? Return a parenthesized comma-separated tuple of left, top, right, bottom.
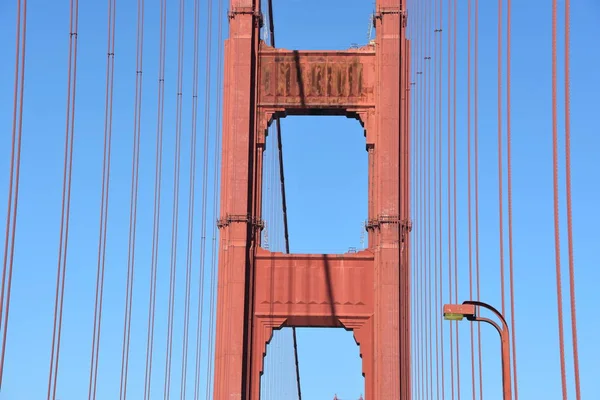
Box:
(260, 327, 365, 399)
(261, 116, 368, 255)
(262, 0, 376, 51)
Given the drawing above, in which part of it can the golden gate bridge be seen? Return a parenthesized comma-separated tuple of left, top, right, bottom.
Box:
(1, 0, 598, 398)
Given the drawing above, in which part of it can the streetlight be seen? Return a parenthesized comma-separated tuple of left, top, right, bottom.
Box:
(443, 300, 512, 400)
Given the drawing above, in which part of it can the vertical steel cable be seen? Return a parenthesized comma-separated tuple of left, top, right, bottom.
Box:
(467, 1, 476, 399)
(451, 0, 461, 397)
(143, 0, 167, 396)
(446, 0, 455, 397)
(264, 1, 302, 396)
(411, 0, 419, 390)
(473, 0, 483, 397)
(119, 0, 145, 397)
(164, 0, 186, 395)
(410, 0, 420, 395)
(47, 0, 79, 398)
(497, 0, 506, 320)
(180, 0, 199, 379)
(184, 0, 204, 396)
(437, 0, 445, 396)
(205, 0, 224, 397)
(552, 0, 568, 397)
(417, 2, 426, 394)
(415, 1, 420, 393)
(427, 0, 434, 395)
(413, 0, 420, 393)
(422, 16, 426, 397)
(564, 1, 581, 397)
(184, 0, 203, 380)
(0, 0, 27, 388)
(402, 4, 411, 397)
(505, 0, 519, 397)
(424, 0, 430, 394)
(191, 0, 213, 397)
(433, 0, 441, 396)
(88, 0, 117, 396)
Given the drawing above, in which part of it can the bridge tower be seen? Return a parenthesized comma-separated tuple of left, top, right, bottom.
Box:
(212, 0, 411, 398)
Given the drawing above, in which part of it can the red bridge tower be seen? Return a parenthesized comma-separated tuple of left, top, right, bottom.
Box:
(212, 0, 411, 398)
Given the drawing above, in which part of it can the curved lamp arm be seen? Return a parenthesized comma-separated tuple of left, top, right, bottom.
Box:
(462, 300, 509, 333)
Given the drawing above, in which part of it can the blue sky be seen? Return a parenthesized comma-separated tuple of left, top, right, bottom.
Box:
(0, 0, 599, 399)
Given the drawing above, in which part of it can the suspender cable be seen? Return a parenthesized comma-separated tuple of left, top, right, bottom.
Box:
(505, 0, 520, 397)
(452, 0, 461, 397)
(497, 0, 506, 320)
(183, 0, 201, 393)
(467, 1, 476, 398)
(143, 0, 167, 396)
(192, 0, 214, 397)
(419, 27, 424, 394)
(420, 0, 426, 395)
(474, 0, 484, 397)
(436, 0, 445, 396)
(205, 1, 225, 397)
(446, 0, 455, 396)
(426, 0, 434, 394)
(119, 0, 145, 396)
(88, 0, 117, 395)
(433, 0, 442, 396)
(265, 1, 301, 398)
(0, 0, 27, 388)
(564, 0, 582, 397)
(552, 1, 568, 398)
(47, 0, 79, 397)
(164, 0, 186, 394)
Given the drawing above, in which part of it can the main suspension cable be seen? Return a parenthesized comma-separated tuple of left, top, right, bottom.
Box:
(265, 1, 302, 398)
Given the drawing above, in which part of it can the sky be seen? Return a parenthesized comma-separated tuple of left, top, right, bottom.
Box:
(0, 0, 599, 399)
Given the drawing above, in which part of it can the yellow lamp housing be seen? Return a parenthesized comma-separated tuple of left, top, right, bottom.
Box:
(443, 313, 465, 321)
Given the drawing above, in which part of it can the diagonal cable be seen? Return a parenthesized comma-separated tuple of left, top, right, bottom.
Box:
(266, 1, 301, 399)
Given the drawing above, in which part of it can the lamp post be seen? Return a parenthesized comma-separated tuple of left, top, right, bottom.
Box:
(443, 300, 512, 400)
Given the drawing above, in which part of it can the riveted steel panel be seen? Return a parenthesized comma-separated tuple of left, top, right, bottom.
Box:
(258, 43, 376, 111)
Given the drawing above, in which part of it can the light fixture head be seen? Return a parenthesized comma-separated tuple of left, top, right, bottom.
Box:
(443, 303, 476, 321)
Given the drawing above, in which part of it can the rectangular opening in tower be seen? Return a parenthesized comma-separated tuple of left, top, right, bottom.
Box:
(261, 116, 368, 255)
(260, 327, 365, 399)
(262, 0, 376, 51)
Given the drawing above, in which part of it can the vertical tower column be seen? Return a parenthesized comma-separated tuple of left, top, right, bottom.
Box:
(213, 1, 262, 398)
(371, 0, 409, 398)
